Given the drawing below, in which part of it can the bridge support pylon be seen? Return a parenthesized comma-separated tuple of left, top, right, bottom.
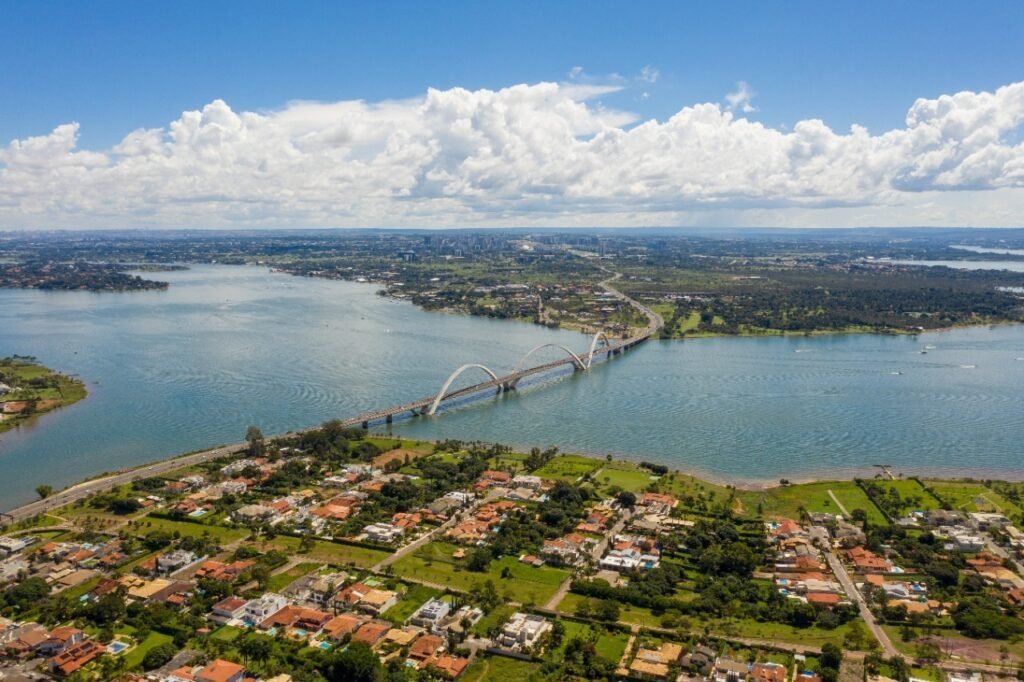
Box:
(386, 414, 393, 424)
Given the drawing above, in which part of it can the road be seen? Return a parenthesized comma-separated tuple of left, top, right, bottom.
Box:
(3, 442, 248, 524)
(371, 489, 501, 573)
(543, 506, 633, 610)
(818, 534, 898, 658)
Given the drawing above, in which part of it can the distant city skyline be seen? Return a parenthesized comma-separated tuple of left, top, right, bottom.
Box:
(2, 1, 1024, 229)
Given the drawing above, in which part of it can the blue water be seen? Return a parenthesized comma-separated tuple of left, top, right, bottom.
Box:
(2, 264, 1023, 510)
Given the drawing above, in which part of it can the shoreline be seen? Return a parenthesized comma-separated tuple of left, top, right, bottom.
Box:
(6, 424, 1024, 520)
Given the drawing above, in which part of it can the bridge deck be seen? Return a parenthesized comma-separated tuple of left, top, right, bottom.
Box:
(340, 327, 653, 428)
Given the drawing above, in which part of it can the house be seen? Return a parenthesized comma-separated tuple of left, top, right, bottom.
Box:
(4, 624, 50, 658)
(259, 605, 331, 635)
(714, 657, 750, 682)
(209, 597, 248, 624)
(425, 654, 470, 679)
(37, 627, 85, 656)
(194, 559, 255, 582)
(352, 621, 390, 647)
(48, 640, 104, 677)
(232, 504, 276, 524)
(511, 475, 544, 490)
(409, 634, 445, 664)
(497, 612, 552, 651)
(681, 645, 716, 674)
(751, 662, 787, 682)
(0, 536, 31, 557)
(157, 549, 197, 573)
(244, 593, 289, 623)
(323, 614, 363, 642)
(969, 512, 1011, 530)
(191, 659, 247, 682)
(334, 583, 398, 615)
(408, 598, 451, 630)
(846, 546, 892, 573)
(363, 522, 404, 544)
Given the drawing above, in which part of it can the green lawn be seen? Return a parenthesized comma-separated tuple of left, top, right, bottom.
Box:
(472, 604, 517, 637)
(133, 516, 249, 543)
(462, 655, 541, 682)
(392, 542, 569, 606)
(211, 625, 244, 642)
(546, 619, 628, 663)
(266, 536, 390, 568)
(123, 631, 173, 670)
(60, 576, 102, 601)
(595, 465, 657, 494)
(699, 617, 858, 648)
(383, 584, 442, 624)
(924, 480, 1021, 515)
(533, 454, 603, 481)
(266, 562, 321, 593)
(876, 479, 943, 510)
(738, 481, 887, 524)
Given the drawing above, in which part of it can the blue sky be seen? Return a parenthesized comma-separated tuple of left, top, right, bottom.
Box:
(5, 1, 1022, 146)
(2, 1, 1024, 229)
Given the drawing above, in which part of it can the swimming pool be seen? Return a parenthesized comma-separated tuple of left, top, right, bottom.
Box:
(107, 641, 129, 655)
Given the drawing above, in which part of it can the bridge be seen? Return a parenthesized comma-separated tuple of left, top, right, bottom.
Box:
(339, 275, 662, 428)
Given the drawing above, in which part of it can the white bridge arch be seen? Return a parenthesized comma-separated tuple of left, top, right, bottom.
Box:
(426, 363, 500, 416)
(586, 331, 613, 368)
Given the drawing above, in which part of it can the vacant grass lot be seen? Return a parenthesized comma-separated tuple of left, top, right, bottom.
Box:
(462, 656, 541, 682)
(924, 480, 1021, 515)
(123, 631, 173, 670)
(533, 454, 603, 481)
(392, 542, 569, 605)
(547, 619, 630, 663)
(739, 481, 887, 524)
(266, 562, 321, 593)
(383, 584, 442, 624)
(875, 479, 943, 510)
(266, 536, 390, 569)
(595, 465, 657, 494)
(132, 516, 249, 543)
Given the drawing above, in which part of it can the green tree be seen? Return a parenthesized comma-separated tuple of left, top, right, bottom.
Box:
(142, 642, 178, 670)
(245, 425, 265, 457)
(324, 641, 382, 682)
(35, 484, 54, 499)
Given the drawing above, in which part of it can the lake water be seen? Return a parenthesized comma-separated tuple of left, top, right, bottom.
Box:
(2, 264, 1023, 510)
(890, 258, 1024, 272)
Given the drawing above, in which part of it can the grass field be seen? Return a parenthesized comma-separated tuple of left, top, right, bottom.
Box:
(134, 516, 249, 543)
(462, 655, 541, 682)
(471, 604, 517, 636)
(533, 454, 603, 481)
(875, 479, 943, 510)
(392, 542, 569, 605)
(595, 464, 657, 494)
(738, 481, 887, 524)
(123, 631, 173, 670)
(924, 480, 1021, 515)
(547, 619, 629, 663)
(211, 625, 244, 642)
(266, 562, 321, 593)
(383, 584, 442, 624)
(266, 536, 390, 569)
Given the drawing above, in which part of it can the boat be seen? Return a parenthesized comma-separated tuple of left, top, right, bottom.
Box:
(924, 344, 936, 350)
(920, 350, 927, 354)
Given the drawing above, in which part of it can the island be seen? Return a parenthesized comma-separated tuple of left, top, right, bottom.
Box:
(0, 356, 87, 435)
(1, 422, 1022, 681)
(0, 262, 175, 292)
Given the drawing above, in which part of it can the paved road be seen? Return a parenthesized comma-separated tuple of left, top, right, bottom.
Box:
(371, 489, 501, 573)
(543, 507, 632, 610)
(819, 536, 897, 658)
(2, 441, 249, 523)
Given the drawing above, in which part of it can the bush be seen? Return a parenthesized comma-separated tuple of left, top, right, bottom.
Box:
(142, 642, 177, 670)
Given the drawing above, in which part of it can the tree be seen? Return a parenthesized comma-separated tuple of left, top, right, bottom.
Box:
(245, 425, 265, 457)
(239, 635, 272, 665)
(616, 491, 637, 509)
(466, 548, 492, 572)
(595, 599, 620, 622)
(820, 643, 843, 671)
(324, 641, 382, 682)
(35, 484, 54, 499)
(142, 642, 177, 670)
(889, 656, 910, 682)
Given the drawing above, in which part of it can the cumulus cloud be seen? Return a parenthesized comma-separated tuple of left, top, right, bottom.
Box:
(3, 80, 1024, 228)
(725, 81, 757, 113)
(639, 65, 660, 83)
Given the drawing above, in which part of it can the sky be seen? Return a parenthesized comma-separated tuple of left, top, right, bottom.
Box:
(2, 1, 1024, 230)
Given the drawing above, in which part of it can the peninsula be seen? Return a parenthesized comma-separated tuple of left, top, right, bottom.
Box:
(0, 356, 86, 435)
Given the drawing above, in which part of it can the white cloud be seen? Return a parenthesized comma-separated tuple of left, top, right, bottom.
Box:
(639, 65, 660, 84)
(3, 80, 1024, 228)
(725, 81, 757, 113)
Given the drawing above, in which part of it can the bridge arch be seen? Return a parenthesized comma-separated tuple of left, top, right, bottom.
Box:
(426, 363, 500, 416)
(586, 331, 613, 368)
(513, 344, 587, 373)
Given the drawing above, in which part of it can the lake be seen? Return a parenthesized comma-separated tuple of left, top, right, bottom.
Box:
(2, 264, 1023, 510)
